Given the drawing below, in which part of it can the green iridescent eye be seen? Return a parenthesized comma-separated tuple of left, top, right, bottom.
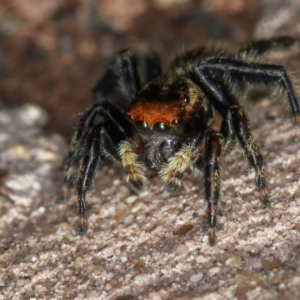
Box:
(158, 123, 166, 130)
(136, 120, 149, 131)
(153, 122, 169, 132)
(142, 121, 149, 129)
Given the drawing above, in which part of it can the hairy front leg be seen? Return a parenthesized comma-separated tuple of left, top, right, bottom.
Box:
(76, 127, 101, 234)
(160, 145, 194, 192)
(119, 141, 148, 192)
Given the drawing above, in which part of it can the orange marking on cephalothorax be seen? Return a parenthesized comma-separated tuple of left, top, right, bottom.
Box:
(127, 101, 184, 126)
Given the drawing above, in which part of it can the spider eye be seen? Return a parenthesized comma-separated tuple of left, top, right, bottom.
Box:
(136, 120, 150, 131)
(153, 122, 169, 132)
(182, 95, 189, 104)
(171, 119, 181, 126)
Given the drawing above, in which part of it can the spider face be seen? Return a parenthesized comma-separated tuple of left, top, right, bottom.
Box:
(127, 76, 213, 137)
(63, 36, 300, 245)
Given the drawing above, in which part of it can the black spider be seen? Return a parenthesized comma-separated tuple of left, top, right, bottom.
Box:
(63, 36, 300, 245)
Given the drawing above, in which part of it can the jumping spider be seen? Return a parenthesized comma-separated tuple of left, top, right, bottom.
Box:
(63, 36, 300, 245)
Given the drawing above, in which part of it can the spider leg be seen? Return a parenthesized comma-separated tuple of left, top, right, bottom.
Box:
(63, 50, 142, 197)
(65, 49, 160, 178)
(194, 57, 300, 123)
(160, 145, 193, 192)
(93, 49, 142, 104)
(63, 100, 133, 186)
(118, 140, 148, 192)
(92, 49, 162, 104)
(76, 125, 101, 234)
(220, 109, 236, 154)
(190, 69, 268, 207)
(220, 106, 265, 202)
(63, 101, 135, 234)
(203, 131, 224, 245)
(144, 51, 162, 83)
(63, 105, 102, 186)
(228, 105, 268, 206)
(237, 36, 299, 59)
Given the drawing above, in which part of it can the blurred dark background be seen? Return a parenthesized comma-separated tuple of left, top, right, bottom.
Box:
(0, 0, 299, 136)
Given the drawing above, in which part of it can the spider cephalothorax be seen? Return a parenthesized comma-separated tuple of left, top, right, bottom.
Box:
(63, 36, 300, 245)
(127, 76, 213, 136)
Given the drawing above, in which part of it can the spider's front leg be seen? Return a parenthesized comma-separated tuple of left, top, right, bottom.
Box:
(63, 48, 161, 234)
(160, 145, 194, 192)
(76, 124, 100, 233)
(69, 102, 136, 234)
(63, 50, 142, 191)
(118, 140, 148, 193)
(63, 49, 148, 234)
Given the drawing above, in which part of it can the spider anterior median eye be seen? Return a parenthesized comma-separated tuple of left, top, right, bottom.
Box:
(159, 123, 166, 130)
(136, 120, 149, 130)
(153, 122, 168, 131)
(142, 121, 148, 129)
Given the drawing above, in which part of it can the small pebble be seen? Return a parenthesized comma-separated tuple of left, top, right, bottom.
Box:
(86, 290, 100, 299)
(225, 255, 242, 268)
(196, 255, 206, 264)
(133, 273, 151, 285)
(74, 257, 83, 269)
(208, 267, 221, 276)
(174, 244, 189, 256)
(123, 214, 135, 226)
(131, 200, 143, 213)
(190, 272, 203, 282)
(148, 292, 163, 300)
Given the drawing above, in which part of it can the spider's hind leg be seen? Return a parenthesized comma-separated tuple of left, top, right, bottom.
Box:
(237, 36, 300, 59)
(93, 49, 142, 104)
(197, 56, 300, 124)
(143, 51, 162, 83)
